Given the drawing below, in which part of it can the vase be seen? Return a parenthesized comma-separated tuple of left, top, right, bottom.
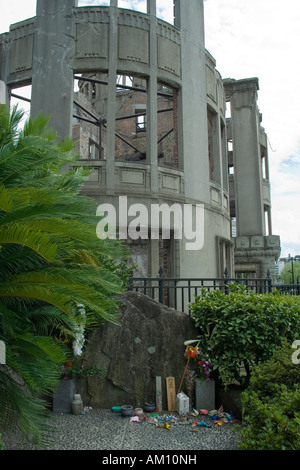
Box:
(53, 378, 76, 414)
(195, 379, 215, 411)
(121, 405, 133, 417)
(143, 402, 155, 413)
(134, 408, 144, 417)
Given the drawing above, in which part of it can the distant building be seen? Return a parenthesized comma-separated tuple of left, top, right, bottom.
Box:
(276, 255, 300, 278)
(0, 0, 281, 282)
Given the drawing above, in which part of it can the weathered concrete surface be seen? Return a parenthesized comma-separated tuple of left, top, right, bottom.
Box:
(76, 291, 199, 410)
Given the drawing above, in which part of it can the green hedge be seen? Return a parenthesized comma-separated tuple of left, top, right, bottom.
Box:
(238, 341, 300, 450)
(190, 286, 300, 388)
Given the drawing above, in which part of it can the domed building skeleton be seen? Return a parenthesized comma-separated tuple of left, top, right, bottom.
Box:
(0, 0, 280, 303)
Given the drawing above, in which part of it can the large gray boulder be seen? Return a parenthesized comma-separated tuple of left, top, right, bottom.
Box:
(76, 291, 199, 410)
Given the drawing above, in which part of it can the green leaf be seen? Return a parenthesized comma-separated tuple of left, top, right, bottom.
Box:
(0, 184, 13, 212)
(0, 224, 57, 262)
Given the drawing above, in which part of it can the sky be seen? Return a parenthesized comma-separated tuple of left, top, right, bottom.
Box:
(0, 0, 299, 259)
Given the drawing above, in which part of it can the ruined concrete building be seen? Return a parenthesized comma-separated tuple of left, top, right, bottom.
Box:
(0, 0, 281, 281)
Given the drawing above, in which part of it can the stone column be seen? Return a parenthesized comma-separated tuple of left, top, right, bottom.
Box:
(226, 78, 265, 237)
(211, 111, 222, 185)
(266, 208, 272, 236)
(174, 0, 210, 203)
(147, 0, 158, 194)
(0, 33, 10, 102)
(216, 83, 228, 204)
(0, 80, 6, 104)
(105, 0, 118, 193)
(147, 0, 159, 276)
(31, 0, 77, 139)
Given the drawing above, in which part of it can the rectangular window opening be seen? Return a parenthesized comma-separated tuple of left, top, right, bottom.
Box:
(226, 100, 231, 118)
(136, 110, 146, 133)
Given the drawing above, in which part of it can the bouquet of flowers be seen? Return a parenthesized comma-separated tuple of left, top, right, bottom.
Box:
(185, 341, 212, 382)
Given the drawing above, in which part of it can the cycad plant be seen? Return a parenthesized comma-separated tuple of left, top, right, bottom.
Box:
(0, 104, 127, 448)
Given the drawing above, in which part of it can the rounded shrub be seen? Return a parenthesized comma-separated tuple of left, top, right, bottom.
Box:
(238, 341, 300, 450)
(189, 285, 300, 389)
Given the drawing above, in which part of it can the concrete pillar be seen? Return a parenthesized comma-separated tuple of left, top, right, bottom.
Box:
(147, 0, 158, 194)
(221, 121, 228, 191)
(0, 80, 6, 104)
(266, 208, 272, 236)
(105, 0, 118, 193)
(174, 0, 210, 203)
(229, 79, 265, 237)
(31, 0, 77, 139)
(209, 111, 222, 185)
(215, 82, 229, 201)
(264, 151, 270, 180)
(215, 112, 227, 209)
(0, 33, 10, 99)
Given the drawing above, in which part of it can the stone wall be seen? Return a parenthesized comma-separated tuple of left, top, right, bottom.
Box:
(76, 291, 199, 410)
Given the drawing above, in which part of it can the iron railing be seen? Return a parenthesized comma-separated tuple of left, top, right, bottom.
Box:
(128, 271, 300, 313)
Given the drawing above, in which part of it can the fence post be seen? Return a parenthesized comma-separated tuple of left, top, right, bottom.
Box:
(158, 266, 164, 304)
(224, 268, 229, 295)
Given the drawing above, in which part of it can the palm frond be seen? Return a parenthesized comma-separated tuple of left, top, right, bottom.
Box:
(0, 245, 46, 278)
(0, 104, 24, 147)
(0, 224, 57, 262)
(0, 185, 13, 212)
(0, 367, 58, 449)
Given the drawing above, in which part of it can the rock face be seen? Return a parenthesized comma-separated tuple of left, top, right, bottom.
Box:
(77, 291, 199, 410)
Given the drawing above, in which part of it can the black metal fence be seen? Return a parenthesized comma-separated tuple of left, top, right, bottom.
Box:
(128, 272, 300, 313)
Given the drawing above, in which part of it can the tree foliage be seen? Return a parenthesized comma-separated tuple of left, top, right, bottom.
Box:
(0, 104, 128, 448)
(280, 260, 300, 285)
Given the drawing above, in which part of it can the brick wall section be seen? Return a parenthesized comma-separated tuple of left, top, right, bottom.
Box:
(72, 123, 80, 154)
(73, 90, 101, 159)
(73, 84, 179, 167)
(115, 90, 147, 160)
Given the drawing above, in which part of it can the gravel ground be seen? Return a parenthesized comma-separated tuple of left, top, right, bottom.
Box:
(2, 408, 242, 451)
